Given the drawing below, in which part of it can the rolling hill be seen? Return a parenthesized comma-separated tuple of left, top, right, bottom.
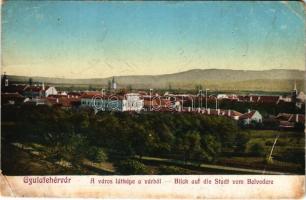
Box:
(6, 69, 305, 91)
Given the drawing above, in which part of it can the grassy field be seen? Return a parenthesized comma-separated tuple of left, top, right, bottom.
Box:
(216, 130, 305, 174)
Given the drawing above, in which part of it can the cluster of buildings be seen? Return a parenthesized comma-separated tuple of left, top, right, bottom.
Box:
(212, 82, 305, 109)
(1, 74, 305, 129)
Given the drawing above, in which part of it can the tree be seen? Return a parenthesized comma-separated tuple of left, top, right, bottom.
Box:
(178, 131, 202, 163)
(200, 134, 221, 163)
(114, 159, 149, 175)
(247, 142, 265, 156)
(131, 124, 154, 158)
(154, 123, 174, 154)
(87, 147, 108, 163)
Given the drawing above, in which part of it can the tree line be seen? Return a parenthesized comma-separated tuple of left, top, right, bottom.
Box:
(2, 105, 246, 171)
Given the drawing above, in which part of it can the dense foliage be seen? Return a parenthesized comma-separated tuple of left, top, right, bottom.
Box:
(2, 105, 241, 164)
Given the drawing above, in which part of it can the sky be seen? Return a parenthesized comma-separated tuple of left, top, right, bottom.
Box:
(1, 1, 305, 78)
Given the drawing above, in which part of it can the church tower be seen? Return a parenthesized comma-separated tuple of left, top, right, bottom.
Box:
(291, 81, 298, 103)
(111, 76, 117, 90)
(2, 72, 9, 87)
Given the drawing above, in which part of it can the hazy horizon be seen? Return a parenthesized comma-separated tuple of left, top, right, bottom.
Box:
(3, 68, 305, 80)
(2, 1, 304, 79)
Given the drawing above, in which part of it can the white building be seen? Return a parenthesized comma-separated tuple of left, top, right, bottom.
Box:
(122, 93, 144, 112)
(239, 110, 263, 125)
(44, 86, 58, 97)
(81, 93, 143, 112)
(217, 94, 228, 99)
(297, 91, 306, 102)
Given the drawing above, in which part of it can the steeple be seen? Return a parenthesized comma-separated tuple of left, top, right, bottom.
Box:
(2, 72, 8, 87)
(293, 81, 297, 91)
(291, 80, 298, 103)
(111, 76, 117, 90)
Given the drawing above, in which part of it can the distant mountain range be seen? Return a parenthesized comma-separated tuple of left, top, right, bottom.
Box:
(6, 69, 305, 91)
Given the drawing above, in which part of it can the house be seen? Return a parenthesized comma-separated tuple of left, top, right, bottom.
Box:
(47, 95, 81, 109)
(278, 95, 292, 103)
(288, 114, 305, 124)
(123, 93, 144, 112)
(237, 95, 280, 104)
(67, 92, 82, 99)
(257, 96, 280, 104)
(81, 92, 143, 112)
(222, 109, 243, 120)
(23, 84, 58, 98)
(297, 92, 306, 102)
(23, 97, 49, 106)
(276, 113, 305, 129)
(275, 113, 291, 121)
(201, 108, 242, 120)
(239, 110, 263, 125)
(217, 94, 228, 99)
(143, 96, 172, 111)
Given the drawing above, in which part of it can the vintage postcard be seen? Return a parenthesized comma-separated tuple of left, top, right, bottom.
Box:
(0, 0, 305, 199)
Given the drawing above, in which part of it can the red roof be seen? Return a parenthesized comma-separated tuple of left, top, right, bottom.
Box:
(143, 98, 171, 107)
(237, 95, 279, 103)
(279, 121, 295, 128)
(288, 114, 305, 124)
(201, 109, 242, 118)
(276, 113, 305, 124)
(81, 93, 125, 100)
(257, 96, 279, 103)
(239, 111, 257, 120)
(24, 86, 50, 92)
(47, 96, 80, 107)
(67, 92, 81, 96)
(275, 113, 291, 121)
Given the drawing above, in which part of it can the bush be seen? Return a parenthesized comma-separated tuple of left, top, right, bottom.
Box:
(247, 142, 265, 156)
(87, 147, 108, 163)
(235, 132, 249, 152)
(114, 159, 149, 175)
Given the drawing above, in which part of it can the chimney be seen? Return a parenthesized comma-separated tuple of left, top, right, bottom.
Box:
(228, 109, 231, 117)
(296, 114, 299, 123)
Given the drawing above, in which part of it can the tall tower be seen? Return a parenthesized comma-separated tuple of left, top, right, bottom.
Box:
(111, 76, 117, 90)
(2, 72, 8, 87)
(292, 81, 298, 103)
